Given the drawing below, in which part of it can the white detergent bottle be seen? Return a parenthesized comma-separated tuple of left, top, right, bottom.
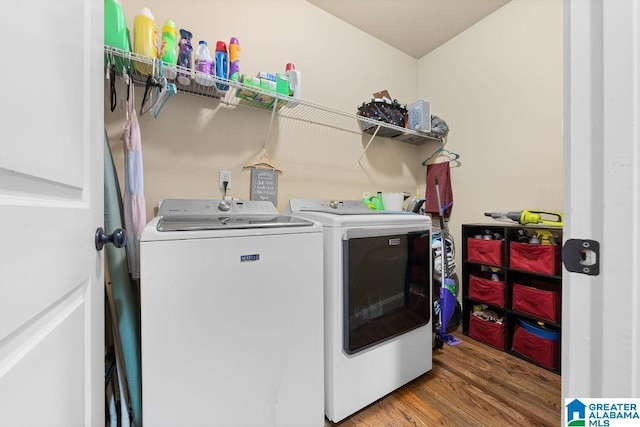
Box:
(285, 62, 302, 105)
(194, 40, 215, 86)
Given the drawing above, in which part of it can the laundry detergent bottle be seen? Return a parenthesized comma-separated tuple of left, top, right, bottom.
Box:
(194, 41, 215, 86)
(176, 29, 193, 86)
(104, 0, 131, 72)
(132, 7, 158, 75)
(228, 37, 240, 82)
(285, 62, 302, 105)
(214, 41, 229, 91)
(160, 19, 178, 79)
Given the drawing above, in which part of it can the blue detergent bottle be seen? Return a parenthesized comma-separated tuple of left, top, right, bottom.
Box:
(214, 41, 229, 91)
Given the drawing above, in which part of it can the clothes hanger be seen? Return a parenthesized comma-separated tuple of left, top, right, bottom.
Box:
(140, 59, 171, 116)
(150, 77, 176, 118)
(140, 74, 161, 116)
(243, 101, 283, 173)
(421, 147, 460, 167)
(108, 59, 117, 112)
(123, 64, 131, 103)
(147, 59, 176, 118)
(243, 148, 282, 173)
(123, 66, 133, 123)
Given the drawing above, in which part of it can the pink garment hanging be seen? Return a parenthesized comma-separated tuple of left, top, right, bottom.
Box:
(121, 82, 147, 279)
(424, 162, 453, 219)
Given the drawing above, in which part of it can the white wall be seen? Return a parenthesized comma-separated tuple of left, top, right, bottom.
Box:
(417, 0, 563, 268)
(105, 0, 421, 216)
(105, 0, 564, 266)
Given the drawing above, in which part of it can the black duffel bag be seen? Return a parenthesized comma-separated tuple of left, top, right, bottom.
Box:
(357, 98, 408, 138)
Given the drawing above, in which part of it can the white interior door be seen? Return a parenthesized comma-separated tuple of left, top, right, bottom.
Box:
(0, 1, 104, 426)
(564, 0, 640, 406)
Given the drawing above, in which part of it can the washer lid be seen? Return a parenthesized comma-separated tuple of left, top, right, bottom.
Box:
(157, 214, 314, 231)
(155, 198, 315, 231)
(158, 198, 278, 217)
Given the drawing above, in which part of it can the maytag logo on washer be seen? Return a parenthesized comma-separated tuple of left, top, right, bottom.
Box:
(240, 254, 260, 262)
(388, 238, 400, 246)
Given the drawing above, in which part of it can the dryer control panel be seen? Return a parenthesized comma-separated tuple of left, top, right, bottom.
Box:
(286, 199, 376, 215)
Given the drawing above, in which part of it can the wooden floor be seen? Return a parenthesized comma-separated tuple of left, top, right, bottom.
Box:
(326, 331, 561, 427)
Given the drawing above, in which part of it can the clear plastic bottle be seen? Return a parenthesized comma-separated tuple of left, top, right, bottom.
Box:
(176, 29, 193, 86)
(214, 41, 229, 91)
(285, 62, 302, 105)
(132, 7, 158, 75)
(159, 19, 178, 79)
(194, 41, 215, 87)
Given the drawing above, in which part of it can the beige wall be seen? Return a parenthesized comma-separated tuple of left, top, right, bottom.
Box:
(416, 0, 563, 267)
(105, 0, 563, 264)
(105, 0, 420, 216)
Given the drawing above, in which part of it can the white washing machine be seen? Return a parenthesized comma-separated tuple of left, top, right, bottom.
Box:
(140, 199, 325, 427)
(286, 199, 432, 423)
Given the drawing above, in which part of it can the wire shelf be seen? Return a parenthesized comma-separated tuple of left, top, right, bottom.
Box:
(104, 45, 442, 144)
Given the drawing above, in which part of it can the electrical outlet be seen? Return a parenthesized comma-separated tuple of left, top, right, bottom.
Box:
(219, 170, 232, 189)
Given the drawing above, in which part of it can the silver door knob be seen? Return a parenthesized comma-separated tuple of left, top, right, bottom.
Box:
(95, 227, 127, 251)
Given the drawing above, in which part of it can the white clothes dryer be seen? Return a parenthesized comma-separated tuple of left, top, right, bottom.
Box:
(286, 199, 433, 423)
(140, 199, 324, 427)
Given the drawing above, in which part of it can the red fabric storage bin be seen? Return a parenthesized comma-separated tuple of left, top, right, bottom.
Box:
(512, 321, 560, 370)
(512, 283, 561, 323)
(468, 274, 506, 308)
(509, 242, 560, 275)
(468, 313, 505, 350)
(467, 238, 503, 266)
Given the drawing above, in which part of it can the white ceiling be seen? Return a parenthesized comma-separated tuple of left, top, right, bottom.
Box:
(306, 0, 512, 59)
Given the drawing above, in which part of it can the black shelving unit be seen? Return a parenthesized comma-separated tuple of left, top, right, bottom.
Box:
(461, 223, 562, 374)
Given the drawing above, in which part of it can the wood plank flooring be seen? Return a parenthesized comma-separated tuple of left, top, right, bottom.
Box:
(326, 331, 561, 426)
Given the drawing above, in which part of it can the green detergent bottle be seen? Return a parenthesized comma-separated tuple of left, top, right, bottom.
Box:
(160, 20, 178, 79)
(104, 0, 131, 72)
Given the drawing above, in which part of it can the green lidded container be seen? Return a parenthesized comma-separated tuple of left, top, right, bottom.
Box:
(104, 0, 131, 72)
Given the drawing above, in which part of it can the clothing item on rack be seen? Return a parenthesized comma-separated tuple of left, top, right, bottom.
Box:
(121, 82, 147, 279)
(424, 161, 453, 218)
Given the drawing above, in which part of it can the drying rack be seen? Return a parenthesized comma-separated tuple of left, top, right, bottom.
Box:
(104, 46, 444, 161)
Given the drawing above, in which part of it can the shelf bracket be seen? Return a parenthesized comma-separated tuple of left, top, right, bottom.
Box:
(357, 125, 381, 164)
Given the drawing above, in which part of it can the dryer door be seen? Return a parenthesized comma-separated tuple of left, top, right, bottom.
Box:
(343, 229, 431, 354)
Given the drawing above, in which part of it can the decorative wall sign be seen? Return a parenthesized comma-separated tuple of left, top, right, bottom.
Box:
(250, 168, 278, 206)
